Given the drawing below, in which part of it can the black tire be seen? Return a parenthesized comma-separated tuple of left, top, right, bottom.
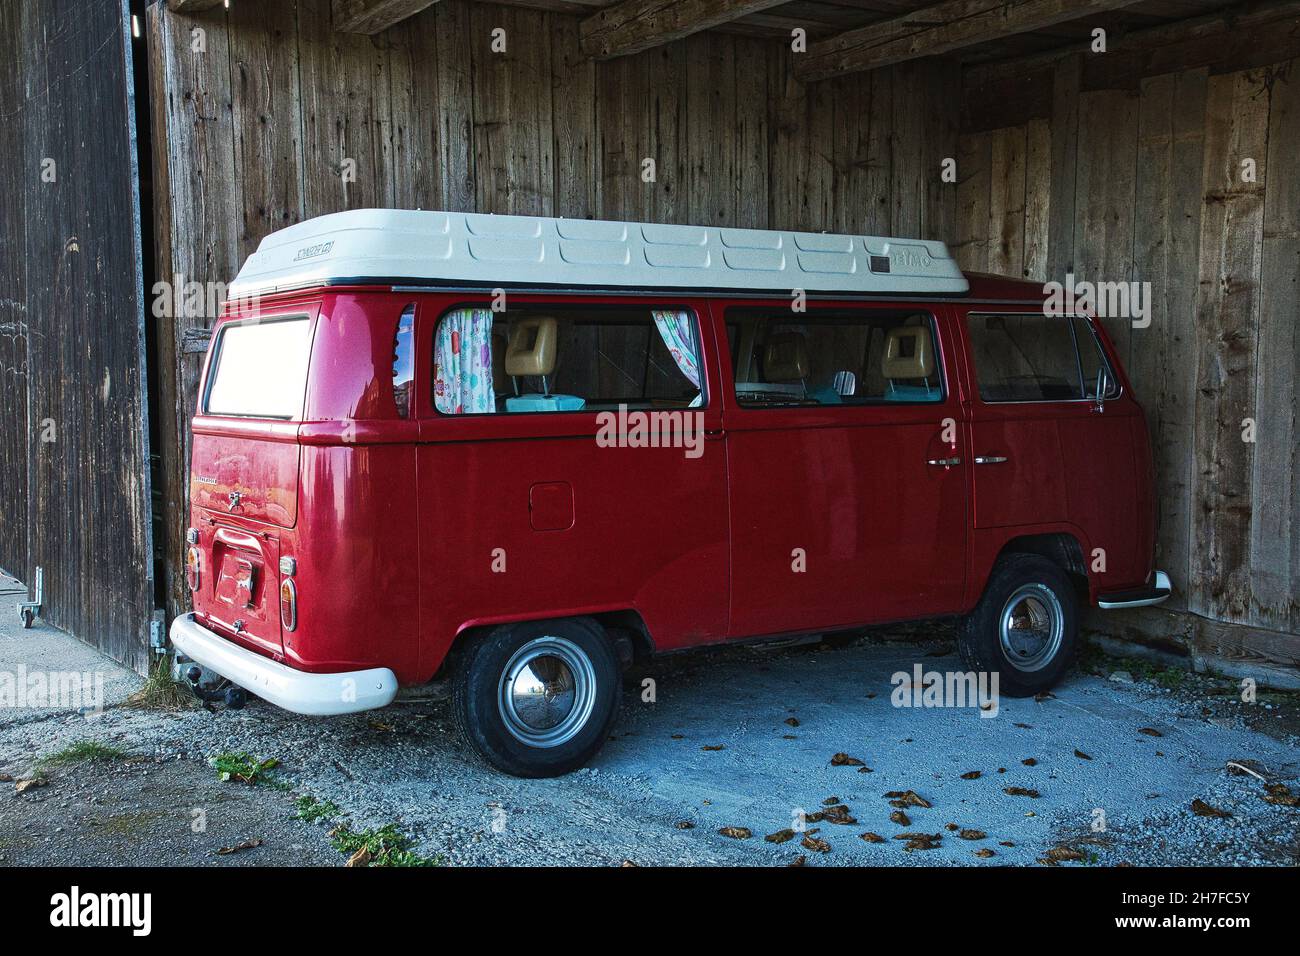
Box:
(452, 617, 621, 778)
(957, 553, 1079, 698)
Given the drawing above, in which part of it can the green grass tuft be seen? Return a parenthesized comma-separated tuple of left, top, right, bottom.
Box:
(294, 795, 341, 823)
(211, 751, 282, 786)
(37, 740, 128, 769)
(328, 822, 440, 867)
(126, 655, 198, 710)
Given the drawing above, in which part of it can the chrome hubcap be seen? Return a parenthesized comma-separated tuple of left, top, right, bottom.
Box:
(498, 636, 597, 748)
(998, 584, 1064, 672)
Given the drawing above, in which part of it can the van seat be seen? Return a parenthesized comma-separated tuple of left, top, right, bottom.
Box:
(882, 326, 940, 402)
(504, 316, 585, 412)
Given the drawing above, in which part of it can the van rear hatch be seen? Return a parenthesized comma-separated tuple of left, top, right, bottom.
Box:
(190, 312, 314, 655)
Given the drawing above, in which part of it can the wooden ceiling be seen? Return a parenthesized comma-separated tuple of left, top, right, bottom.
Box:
(173, 0, 1249, 73)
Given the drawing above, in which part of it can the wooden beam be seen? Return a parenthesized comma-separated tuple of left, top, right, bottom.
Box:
(796, 0, 1145, 81)
(580, 0, 790, 60)
(331, 0, 441, 35)
(961, 0, 1300, 131)
(166, 0, 226, 12)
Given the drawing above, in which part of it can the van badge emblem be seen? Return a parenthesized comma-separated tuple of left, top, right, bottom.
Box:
(293, 240, 334, 261)
(227, 491, 243, 510)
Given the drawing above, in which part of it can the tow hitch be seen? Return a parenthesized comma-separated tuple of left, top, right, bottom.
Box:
(180, 662, 248, 709)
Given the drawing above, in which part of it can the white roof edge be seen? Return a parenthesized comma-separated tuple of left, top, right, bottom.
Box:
(227, 209, 969, 300)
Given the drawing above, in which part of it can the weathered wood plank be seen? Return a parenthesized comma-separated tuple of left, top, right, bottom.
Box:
(1023, 117, 1051, 282)
(1072, 88, 1138, 357)
(1190, 69, 1270, 623)
(1252, 58, 1300, 631)
(685, 32, 737, 225)
(1129, 68, 1206, 613)
(298, 0, 392, 213)
(1045, 53, 1080, 282)
(1085, 604, 1300, 690)
(0, 0, 29, 580)
(332, 0, 441, 35)
(953, 131, 991, 273)
(228, 0, 305, 259)
(987, 125, 1027, 278)
(551, 13, 598, 219)
(470, 4, 555, 215)
(731, 35, 769, 229)
(797, 0, 1146, 82)
(153, 0, 242, 622)
(579, 0, 788, 60)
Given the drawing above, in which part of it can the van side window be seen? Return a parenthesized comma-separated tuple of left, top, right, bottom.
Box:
(205, 316, 312, 420)
(967, 314, 1089, 403)
(1071, 316, 1121, 400)
(392, 304, 415, 419)
(432, 306, 704, 415)
(724, 310, 944, 407)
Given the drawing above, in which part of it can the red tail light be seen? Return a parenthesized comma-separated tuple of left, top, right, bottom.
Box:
(185, 546, 201, 592)
(280, 578, 297, 631)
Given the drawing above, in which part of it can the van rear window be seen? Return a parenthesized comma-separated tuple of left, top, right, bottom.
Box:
(206, 317, 311, 419)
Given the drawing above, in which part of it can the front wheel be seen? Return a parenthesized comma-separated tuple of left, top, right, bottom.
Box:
(452, 618, 621, 777)
(957, 554, 1079, 697)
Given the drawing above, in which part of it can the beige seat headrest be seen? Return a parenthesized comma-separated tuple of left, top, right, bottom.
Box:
(764, 332, 809, 382)
(505, 317, 557, 378)
(882, 326, 935, 380)
(491, 331, 508, 394)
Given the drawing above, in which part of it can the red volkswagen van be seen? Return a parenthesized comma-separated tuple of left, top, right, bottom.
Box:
(170, 210, 1171, 777)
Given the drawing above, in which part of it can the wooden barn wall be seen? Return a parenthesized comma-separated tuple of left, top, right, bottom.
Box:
(0, 0, 30, 581)
(957, 59, 1300, 684)
(0, 0, 156, 672)
(146, 0, 960, 617)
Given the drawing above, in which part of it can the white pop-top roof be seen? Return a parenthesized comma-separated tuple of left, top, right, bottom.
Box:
(227, 208, 969, 299)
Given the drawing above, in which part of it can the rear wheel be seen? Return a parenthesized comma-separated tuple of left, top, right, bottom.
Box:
(957, 553, 1079, 697)
(452, 618, 621, 778)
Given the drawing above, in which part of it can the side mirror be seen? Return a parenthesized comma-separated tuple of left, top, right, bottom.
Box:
(832, 370, 857, 397)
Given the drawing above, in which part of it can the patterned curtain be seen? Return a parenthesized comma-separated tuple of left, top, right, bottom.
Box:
(434, 308, 495, 414)
(652, 310, 703, 404)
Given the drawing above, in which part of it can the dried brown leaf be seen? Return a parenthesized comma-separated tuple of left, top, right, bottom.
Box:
(960, 770, 981, 780)
(859, 832, 885, 843)
(889, 810, 911, 826)
(959, 829, 987, 840)
(1191, 798, 1231, 818)
(764, 828, 796, 844)
(1074, 750, 1092, 760)
(346, 847, 372, 868)
(884, 789, 931, 809)
(1137, 727, 1163, 737)
(830, 752, 864, 766)
(1004, 787, 1040, 798)
(974, 848, 996, 858)
(216, 838, 263, 856)
(718, 826, 752, 839)
(801, 834, 831, 853)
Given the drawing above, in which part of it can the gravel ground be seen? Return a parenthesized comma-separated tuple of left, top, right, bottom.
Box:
(2, 601, 1298, 867)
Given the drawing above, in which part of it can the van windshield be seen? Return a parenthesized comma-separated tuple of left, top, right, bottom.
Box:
(206, 316, 312, 419)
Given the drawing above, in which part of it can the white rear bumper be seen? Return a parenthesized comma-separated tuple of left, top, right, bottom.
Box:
(169, 613, 398, 716)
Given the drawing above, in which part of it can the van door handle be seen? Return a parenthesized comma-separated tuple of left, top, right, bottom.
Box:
(926, 456, 962, 467)
(704, 429, 726, 441)
(974, 455, 1008, 465)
